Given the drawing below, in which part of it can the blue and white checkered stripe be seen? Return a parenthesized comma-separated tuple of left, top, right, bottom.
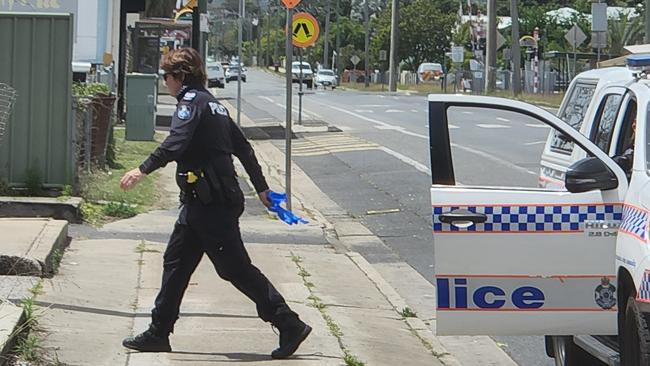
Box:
(432, 204, 622, 233)
(620, 205, 649, 242)
(638, 271, 650, 303)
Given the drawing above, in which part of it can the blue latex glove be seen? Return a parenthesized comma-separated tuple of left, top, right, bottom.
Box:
(266, 191, 309, 225)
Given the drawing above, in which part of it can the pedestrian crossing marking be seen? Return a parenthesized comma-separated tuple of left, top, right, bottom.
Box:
(292, 133, 380, 156)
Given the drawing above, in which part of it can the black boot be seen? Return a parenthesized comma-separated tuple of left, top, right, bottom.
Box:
(271, 315, 312, 359)
(122, 325, 171, 352)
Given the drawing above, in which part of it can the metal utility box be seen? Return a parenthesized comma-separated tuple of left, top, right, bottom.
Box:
(126, 73, 158, 141)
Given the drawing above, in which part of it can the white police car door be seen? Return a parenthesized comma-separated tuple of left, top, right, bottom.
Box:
(429, 95, 628, 335)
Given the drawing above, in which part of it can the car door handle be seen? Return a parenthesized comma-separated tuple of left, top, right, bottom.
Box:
(439, 209, 487, 225)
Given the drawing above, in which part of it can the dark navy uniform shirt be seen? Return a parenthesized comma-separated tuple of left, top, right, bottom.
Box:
(139, 84, 269, 194)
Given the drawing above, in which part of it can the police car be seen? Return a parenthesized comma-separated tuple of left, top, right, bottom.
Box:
(428, 54, 650, 366)
(539, 68, 634, 189)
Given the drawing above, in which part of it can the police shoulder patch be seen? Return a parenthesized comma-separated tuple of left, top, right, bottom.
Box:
(183, 92, 197, 101)
(208, 102, 228, 116)
(177, 105, 192, 120)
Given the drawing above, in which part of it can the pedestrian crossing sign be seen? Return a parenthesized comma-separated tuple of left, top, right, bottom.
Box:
(292, 12, 319, 48)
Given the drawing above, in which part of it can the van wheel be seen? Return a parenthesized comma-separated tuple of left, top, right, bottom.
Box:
(621, 295, 650, 365)
(551, 336, 600, 366)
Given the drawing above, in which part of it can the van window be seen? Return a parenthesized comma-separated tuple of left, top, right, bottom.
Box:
(550, 82, 596, 154)
(591, 94, 623, 152)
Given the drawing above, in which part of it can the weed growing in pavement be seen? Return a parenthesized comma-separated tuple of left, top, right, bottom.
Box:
(14, 333, 40, 361)
(49, 248, 64, 274)
(399, 307, 417, 318)
(135, 240, 160, 254)
(28, 280, 44, 297)
(290, 252, 365, 366)
(344, 353, 366, 366)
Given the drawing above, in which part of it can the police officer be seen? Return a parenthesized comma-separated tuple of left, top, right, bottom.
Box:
(119, 48, 311, 359)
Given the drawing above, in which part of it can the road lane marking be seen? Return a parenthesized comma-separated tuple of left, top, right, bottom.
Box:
(462, 111, 474, 115)
(385, 109, 404, 113)
(477, 124, 510, 129)
(354, 109, 374, 113)
(524, 140, 546, 146)
(526, 123, 550, 128)
(375, 125, 402, 130)
(379, 146, 430, 174)
(496, 117, 510, 122)
(411, 109, 419, 113)
(326, 105, 533, 175)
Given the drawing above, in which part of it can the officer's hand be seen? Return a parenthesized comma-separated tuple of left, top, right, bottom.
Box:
(120, 168, 146, 191)
(258, 189, 272, 209)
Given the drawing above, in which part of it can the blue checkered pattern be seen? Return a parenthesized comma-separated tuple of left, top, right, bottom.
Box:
(639, 271, 650, 302)
(620, 205, 649, 242)
(432, 204, 622, 233)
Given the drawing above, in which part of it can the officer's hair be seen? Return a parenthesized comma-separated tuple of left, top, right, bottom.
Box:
(161, 47, 207, 86)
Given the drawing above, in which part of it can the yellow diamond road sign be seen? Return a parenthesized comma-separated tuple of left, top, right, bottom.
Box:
(292, 12, 320, 48)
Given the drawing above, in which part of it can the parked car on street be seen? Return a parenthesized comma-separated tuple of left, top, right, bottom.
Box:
(291, 61, 313, 89)
(207, 62, 225, 88)
(314, 69, 337, 89)
(225, 66, 247, 83)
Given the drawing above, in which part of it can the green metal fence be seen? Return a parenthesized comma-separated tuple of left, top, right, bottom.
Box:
(0, 13, 73, 188)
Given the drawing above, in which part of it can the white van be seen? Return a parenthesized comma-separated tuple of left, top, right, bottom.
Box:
(539, 68, 634, 189)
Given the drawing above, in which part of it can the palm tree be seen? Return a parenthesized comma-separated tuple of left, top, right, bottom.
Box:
(608, 12, 643, 57)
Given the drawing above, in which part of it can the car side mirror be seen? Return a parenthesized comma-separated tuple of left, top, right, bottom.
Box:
(565, 157, 618, 193)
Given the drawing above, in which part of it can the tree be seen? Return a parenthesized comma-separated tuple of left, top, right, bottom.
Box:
(371, 0, 455, 71)
(608, 12, 643, 56)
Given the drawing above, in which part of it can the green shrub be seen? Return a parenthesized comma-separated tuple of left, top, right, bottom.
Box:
(102, 201, 138, 218)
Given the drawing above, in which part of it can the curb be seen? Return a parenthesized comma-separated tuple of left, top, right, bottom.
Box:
(0, 301, 25, 362)
(0, 196, 82, 224)
(345, 252, 462, 366)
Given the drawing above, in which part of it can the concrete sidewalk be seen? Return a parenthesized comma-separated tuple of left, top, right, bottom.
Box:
(31, 164, 447, 365)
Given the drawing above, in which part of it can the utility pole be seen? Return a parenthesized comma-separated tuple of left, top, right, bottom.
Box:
(323, 0, 330, 68)
(485, 0, 496, 92)
(266, 10, 271, 66)
(364, 0, 370, 87)
(284, 7, 294, 210)
(388, 0, 399, 92)
(646, 0, 650, 43)
(510, 0, 521, 96)
(237, 0, 244, 126)
(335, 0, 342, 78)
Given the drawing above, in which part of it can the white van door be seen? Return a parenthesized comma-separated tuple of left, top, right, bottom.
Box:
(429, 95, 628, 335)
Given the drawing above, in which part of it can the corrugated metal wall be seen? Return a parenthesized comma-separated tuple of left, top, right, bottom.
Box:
(0, 13, 73, 188)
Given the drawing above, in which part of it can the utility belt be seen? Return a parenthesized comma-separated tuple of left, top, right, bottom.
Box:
(177, 165, 243, 206)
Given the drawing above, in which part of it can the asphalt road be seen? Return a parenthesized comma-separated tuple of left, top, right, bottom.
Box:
(217, 68, 564, 366)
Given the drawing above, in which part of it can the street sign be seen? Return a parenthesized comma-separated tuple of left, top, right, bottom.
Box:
(591, 2, 607, 32)
(200, 13, 209, 32)
(451, 46, 464, 63)
(503, 48, 511, 61)
(292, 12, 320, 48)
(564, 24, 587, 48)
(281, 0, 301, 9)
(592, 31, 607, 49)
(379, 50, 387, 61)
(496, 31, 505, 50)
(519, 35, 537, 48)
(350, 55, 361, 66)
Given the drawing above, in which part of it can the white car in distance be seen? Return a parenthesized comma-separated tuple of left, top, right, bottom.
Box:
(314, 69, 337, 89)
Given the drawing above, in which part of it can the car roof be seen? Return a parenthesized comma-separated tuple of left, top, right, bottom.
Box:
(574, 67, 633, 83)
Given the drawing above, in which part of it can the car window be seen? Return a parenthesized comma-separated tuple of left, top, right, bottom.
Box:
(446, 106, 589, 190)
(550, 82, 596, 154)
(591, 94, 623, 152)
